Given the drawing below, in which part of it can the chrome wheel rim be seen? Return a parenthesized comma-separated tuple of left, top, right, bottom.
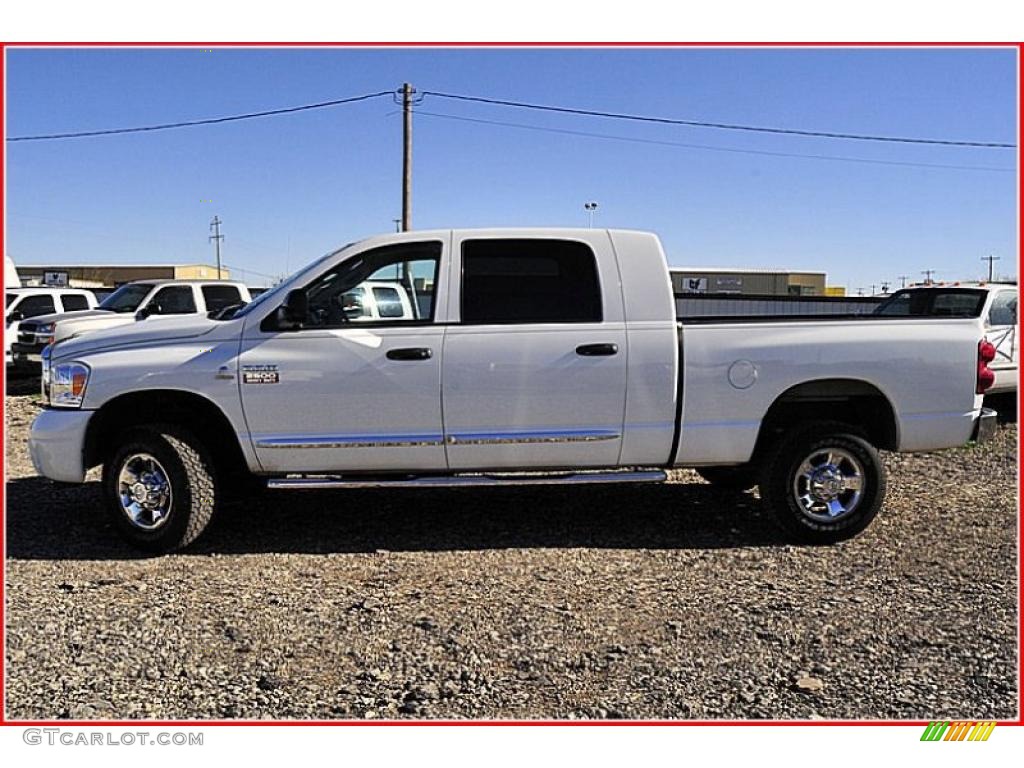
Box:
(117, 453, 173, 530)
(791, 447, 864, 523)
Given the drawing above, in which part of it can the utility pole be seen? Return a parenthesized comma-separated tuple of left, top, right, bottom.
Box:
(898, 275, 908, 289)
(209, 216, 224, 279)
(982, 254, 1000, 282)
(921, 269, 935, 285)
(870, 283, 877, 296)
(401, 83, 414, 232)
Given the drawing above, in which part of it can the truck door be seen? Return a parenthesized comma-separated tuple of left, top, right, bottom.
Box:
(441, 232, 628, 469)
(238, 239, 449, 474)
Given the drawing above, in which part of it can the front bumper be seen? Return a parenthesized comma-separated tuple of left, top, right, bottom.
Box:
(28, 408, 93, 483)
(972, 407, 998, 444)
(11, 341, 44, 366)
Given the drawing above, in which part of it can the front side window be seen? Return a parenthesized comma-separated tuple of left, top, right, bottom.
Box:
(988, 291, 1018, 326)
(13, 294, 56, 319)
(148, 286, 197, 315)
(460, 239, 602, 324)
(6, 293, 16, 309)
(295, 242, 441, 329)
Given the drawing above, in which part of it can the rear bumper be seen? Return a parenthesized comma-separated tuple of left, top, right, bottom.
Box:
(972, 407, 998, 444)
(28, 408, 93, 483)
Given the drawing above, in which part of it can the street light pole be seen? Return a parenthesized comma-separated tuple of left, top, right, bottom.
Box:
(584, 201, 598, 228)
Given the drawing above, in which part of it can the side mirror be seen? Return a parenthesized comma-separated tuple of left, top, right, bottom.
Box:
(6, 311, 23, 324)
(276, 289, 308, 330)
(136, 302, 161, 320)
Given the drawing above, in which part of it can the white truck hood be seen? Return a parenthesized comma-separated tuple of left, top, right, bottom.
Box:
(24, 308, 114, 326)
(50, 315, 225, 360)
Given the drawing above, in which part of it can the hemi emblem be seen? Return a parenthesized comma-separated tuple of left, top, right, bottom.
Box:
(242, 364, 280, 384)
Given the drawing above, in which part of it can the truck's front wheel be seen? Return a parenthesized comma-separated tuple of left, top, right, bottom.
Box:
(102, 426, 217, 553)
(760, 423, 886, 543)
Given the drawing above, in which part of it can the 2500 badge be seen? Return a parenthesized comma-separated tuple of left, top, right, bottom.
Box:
(242, 364, 279, 385)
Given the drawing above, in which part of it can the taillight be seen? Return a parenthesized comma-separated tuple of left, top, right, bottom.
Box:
(977, 339, 997, 394)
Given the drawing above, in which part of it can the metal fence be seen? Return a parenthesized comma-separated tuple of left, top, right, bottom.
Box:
(676, 293, 885, 319)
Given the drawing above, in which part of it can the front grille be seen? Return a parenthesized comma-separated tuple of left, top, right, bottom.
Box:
(18, 326, 37, 344)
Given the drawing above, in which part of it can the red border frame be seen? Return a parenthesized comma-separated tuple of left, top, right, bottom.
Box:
(0, 40, 1021, 729)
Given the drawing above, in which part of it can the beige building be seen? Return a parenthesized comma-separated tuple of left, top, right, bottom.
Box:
(16, 263, 229, 288)
(670, 267, 827, 296)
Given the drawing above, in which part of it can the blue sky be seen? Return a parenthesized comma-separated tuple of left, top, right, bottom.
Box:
(5, 47, 1018, 289)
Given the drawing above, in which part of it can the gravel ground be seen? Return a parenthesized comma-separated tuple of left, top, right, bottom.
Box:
(4, 383, 1018, 721)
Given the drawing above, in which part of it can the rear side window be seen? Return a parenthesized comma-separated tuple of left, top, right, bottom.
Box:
(61, 293, 90, 311)
(988, 291, 1018, 326)
(14, 294, 56, 318)
(201, 284, 243, 312)
(461, 239, 602, 324)
(149, 286, 197, 315)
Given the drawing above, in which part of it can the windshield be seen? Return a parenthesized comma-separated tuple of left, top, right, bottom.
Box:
(232, 243, 358, 319)
(98, 283, 155, 313)
(5, 293, 16, 309)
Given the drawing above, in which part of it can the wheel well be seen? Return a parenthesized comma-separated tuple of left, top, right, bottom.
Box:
(84, 390, 249, 477)
(753, 379, 898, 458)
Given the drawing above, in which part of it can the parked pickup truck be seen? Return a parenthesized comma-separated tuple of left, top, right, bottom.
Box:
(13, 279, 251, 368)
(6, 287, 98, 369)
(874, 283, 1018, 394)
(28, 229, 997, 553)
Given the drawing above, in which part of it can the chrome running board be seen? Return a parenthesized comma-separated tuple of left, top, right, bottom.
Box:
(266, 470, 667, 490)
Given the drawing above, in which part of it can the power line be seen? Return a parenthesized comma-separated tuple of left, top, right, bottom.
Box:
(419, 90, 1017, 149)
(6, 91, 393, 142)
(415, 110, 1015, 173)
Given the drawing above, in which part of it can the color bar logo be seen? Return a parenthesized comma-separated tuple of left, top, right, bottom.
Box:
(920, 721, 996, 741)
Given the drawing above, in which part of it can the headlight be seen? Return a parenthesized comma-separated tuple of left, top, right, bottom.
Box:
(49, 361, 90, 408)
(36, 323, 55, 335)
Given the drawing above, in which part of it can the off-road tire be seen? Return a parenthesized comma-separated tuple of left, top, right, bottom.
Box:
(102, 425, 217, 553)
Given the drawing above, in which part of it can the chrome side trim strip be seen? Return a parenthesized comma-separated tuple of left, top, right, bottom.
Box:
(255, 435, 445, 450)
(446, 429, 620, 446)
(256, 430, 621, 450)
(267, 470, 667, 490)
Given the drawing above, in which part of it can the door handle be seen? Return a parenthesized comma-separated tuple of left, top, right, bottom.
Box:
(575, 343, 618, 357)
(386, 347, 433, 361)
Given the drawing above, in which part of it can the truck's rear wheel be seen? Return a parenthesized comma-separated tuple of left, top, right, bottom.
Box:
(760, 422, 885, 543)
(102, 426, 217, 553)
(696, 465, 759, 491)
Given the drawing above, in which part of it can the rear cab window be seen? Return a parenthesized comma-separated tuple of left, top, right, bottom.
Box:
(460, 239, 603, 324)
(873, 289, 986, 318)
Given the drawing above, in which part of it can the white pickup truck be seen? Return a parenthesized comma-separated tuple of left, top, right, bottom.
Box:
(5, 287, 98, 369)
(13, 279, 252, 368)
(874, 282, 1017, 394)
(28, 229, 998, 553)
